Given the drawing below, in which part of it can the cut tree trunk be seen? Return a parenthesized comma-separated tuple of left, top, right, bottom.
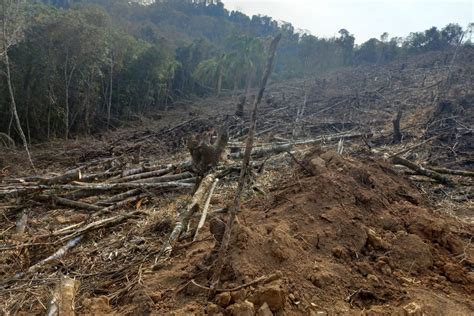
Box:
(392, 110, 403, 144)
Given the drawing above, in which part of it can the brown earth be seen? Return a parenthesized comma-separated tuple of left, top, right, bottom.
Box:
(120, 149, 473, 315)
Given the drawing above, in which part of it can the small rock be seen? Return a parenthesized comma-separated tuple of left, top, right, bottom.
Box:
(230, 288, 247, 303)
(227, 300, 255, 316)
(310, 271, 334, 288)
(443, 262, 466, 284)
(367, 229, 390, 250)
(149, 291, 162, 303)
(331, 246, 350, 259)
(216, 292, 232, 308)
(257, 302, 273, 316)
(403, 302, 423, 316)
(367, 274, 379, 283)
(375, 260, 392, 276)
(309, 157, 327, 174)
(355, 262, 374, 277)
(250, 283, 286, 312)
(207, 303, 221, 316)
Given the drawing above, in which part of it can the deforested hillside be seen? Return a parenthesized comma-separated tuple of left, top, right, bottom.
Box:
(1, 0, 473, 315)
(1, 43, 473, 314)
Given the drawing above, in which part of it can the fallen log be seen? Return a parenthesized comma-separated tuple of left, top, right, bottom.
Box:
(193, 178, 219, 241)
(115, 163, 169, 179)
(97, 194, 148, 216)
(230, 132, 369, 159)
(18, 236, 83, 277)
(60, 181, 194, 192)
(53, 211, 146, 239)
(39, 170, 82, 185)
(0, 181, 194, 198)
(110, 165, 174, 183)
(132, 172, 193, 183)
(117, 161, 191, 179)
(80, 170, 122, 183)
(391, 156, 452, 185)
(53, 196, 102, 212)
(388, 135, 438, 158)
(154, 173, 216, 264)
(426, 166, 474, 178)
(98, 189, 142, 205)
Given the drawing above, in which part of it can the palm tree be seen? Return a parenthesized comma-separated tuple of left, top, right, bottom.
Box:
(193, 53, 227, 96)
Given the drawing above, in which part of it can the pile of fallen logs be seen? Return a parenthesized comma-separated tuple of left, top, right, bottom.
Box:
(1, 46, 472, 313)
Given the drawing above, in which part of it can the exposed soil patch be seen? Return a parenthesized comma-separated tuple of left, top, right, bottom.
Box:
(133, 150, 473, 315)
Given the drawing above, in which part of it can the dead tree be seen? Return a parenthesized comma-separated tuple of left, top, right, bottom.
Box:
(1, 0, 35, 172)
(210, 33, 282, 291)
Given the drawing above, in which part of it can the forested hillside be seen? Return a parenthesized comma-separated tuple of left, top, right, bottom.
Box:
(0, 0, 470, 143)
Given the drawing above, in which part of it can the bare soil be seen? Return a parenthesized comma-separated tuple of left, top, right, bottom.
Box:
(1, 49, 473, 315)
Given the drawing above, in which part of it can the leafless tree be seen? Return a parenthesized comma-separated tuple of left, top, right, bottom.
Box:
(1, 0, 35, 171)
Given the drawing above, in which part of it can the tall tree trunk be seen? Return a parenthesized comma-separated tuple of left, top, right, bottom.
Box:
(244, 67, 254, 101)
(4, 50, 36, 172)
(64, 49, 76, 140)
(107, 55, 113, 128)
(216, 66, 223, 97)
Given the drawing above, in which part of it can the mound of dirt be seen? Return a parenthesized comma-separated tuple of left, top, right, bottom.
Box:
(141, 150, 473, 315)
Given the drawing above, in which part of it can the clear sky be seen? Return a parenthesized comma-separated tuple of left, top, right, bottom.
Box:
(223, 0, 473, 43)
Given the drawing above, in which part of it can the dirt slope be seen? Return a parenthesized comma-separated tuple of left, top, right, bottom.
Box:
(117, 150, 473, 315)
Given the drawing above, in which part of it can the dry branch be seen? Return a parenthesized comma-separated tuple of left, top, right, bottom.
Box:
(389, 136, 437, 158)
(58, 211, 146, 239)
(211, 33, 282, 290)
(20, 236, 83, 277)
(80, 170, 121, 183)
(392, 156, 452, 185)
(190, 273, 279, 293)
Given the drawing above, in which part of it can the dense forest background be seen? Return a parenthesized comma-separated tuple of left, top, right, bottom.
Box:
(0, 0, 471, 143)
